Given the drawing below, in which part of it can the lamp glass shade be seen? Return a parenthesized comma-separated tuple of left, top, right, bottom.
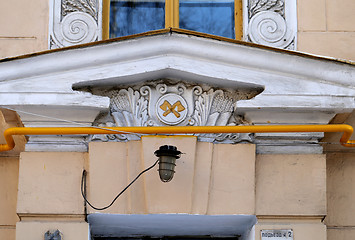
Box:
(154, 145, 181, 182)
(158, 155, 177, 182)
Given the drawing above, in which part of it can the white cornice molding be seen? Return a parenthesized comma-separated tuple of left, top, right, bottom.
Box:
(0, 32, 354, 153)
(0, 33, 354, 86)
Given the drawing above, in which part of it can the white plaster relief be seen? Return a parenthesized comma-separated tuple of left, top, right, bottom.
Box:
(84, 81, 260, 143)
(1, 32, 354, 152)
(49, 0, 102, 49)
(243, 0, 297, 50)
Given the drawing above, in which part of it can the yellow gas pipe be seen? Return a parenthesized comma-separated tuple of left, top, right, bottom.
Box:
(1, 124, 355, 152)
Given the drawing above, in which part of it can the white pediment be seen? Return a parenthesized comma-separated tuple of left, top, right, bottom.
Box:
(0, 30, 354, 152)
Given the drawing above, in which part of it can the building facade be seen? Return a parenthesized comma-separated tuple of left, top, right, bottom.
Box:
(0, 1, 355, 240)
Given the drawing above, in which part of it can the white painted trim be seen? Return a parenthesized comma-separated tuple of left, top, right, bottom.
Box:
(0, 32, 354, 152)
(0, 35, 353, 86)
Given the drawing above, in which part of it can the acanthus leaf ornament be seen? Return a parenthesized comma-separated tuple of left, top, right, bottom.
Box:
(62, 0, 98, 21)
(87, 81, 259, 143)
(249, 0, 284, 17)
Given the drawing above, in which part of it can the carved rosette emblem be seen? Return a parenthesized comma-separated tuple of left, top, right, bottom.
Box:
(156, 94, 188, 125)
(88, 81, 262, 143)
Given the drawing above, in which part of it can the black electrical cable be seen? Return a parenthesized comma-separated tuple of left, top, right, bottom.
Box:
(81, 159, 159, 211)
(83, 167, 88, 222)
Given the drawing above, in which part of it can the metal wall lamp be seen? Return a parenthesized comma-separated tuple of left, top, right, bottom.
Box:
(155, 145, 181, 182)
(81, 144, 182, 210)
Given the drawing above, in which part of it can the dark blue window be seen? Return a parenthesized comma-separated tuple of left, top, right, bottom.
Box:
(179, 0, 235, 39)
(110, 0, 165, 38)
(109, 0, 235, 39)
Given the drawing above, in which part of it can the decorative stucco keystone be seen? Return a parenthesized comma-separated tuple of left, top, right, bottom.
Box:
(49, 0, 103, 49)
(243, 0, 297, 50)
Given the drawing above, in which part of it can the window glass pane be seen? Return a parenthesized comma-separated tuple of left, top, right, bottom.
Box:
(179, 0, 235, 39)
(110, 0, 165, 38)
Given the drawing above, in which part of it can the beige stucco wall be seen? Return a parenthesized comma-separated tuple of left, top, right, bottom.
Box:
(15, 151, 87, 240)
(254, 154, 327, 240)
(87, 138, 256, 215)
(325, 152, 355, 240)
(0, 0, 49, 59)
(0, 157, 19, 240)
(13, 138, 328, 239)
(14, 139, 257, 239)
(17, 152, 87, 216)
(255, 154, 326, 216)
(0, 109, 25, 240)
(298, 0, 355, 61)
(323, 111, 355, 240)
